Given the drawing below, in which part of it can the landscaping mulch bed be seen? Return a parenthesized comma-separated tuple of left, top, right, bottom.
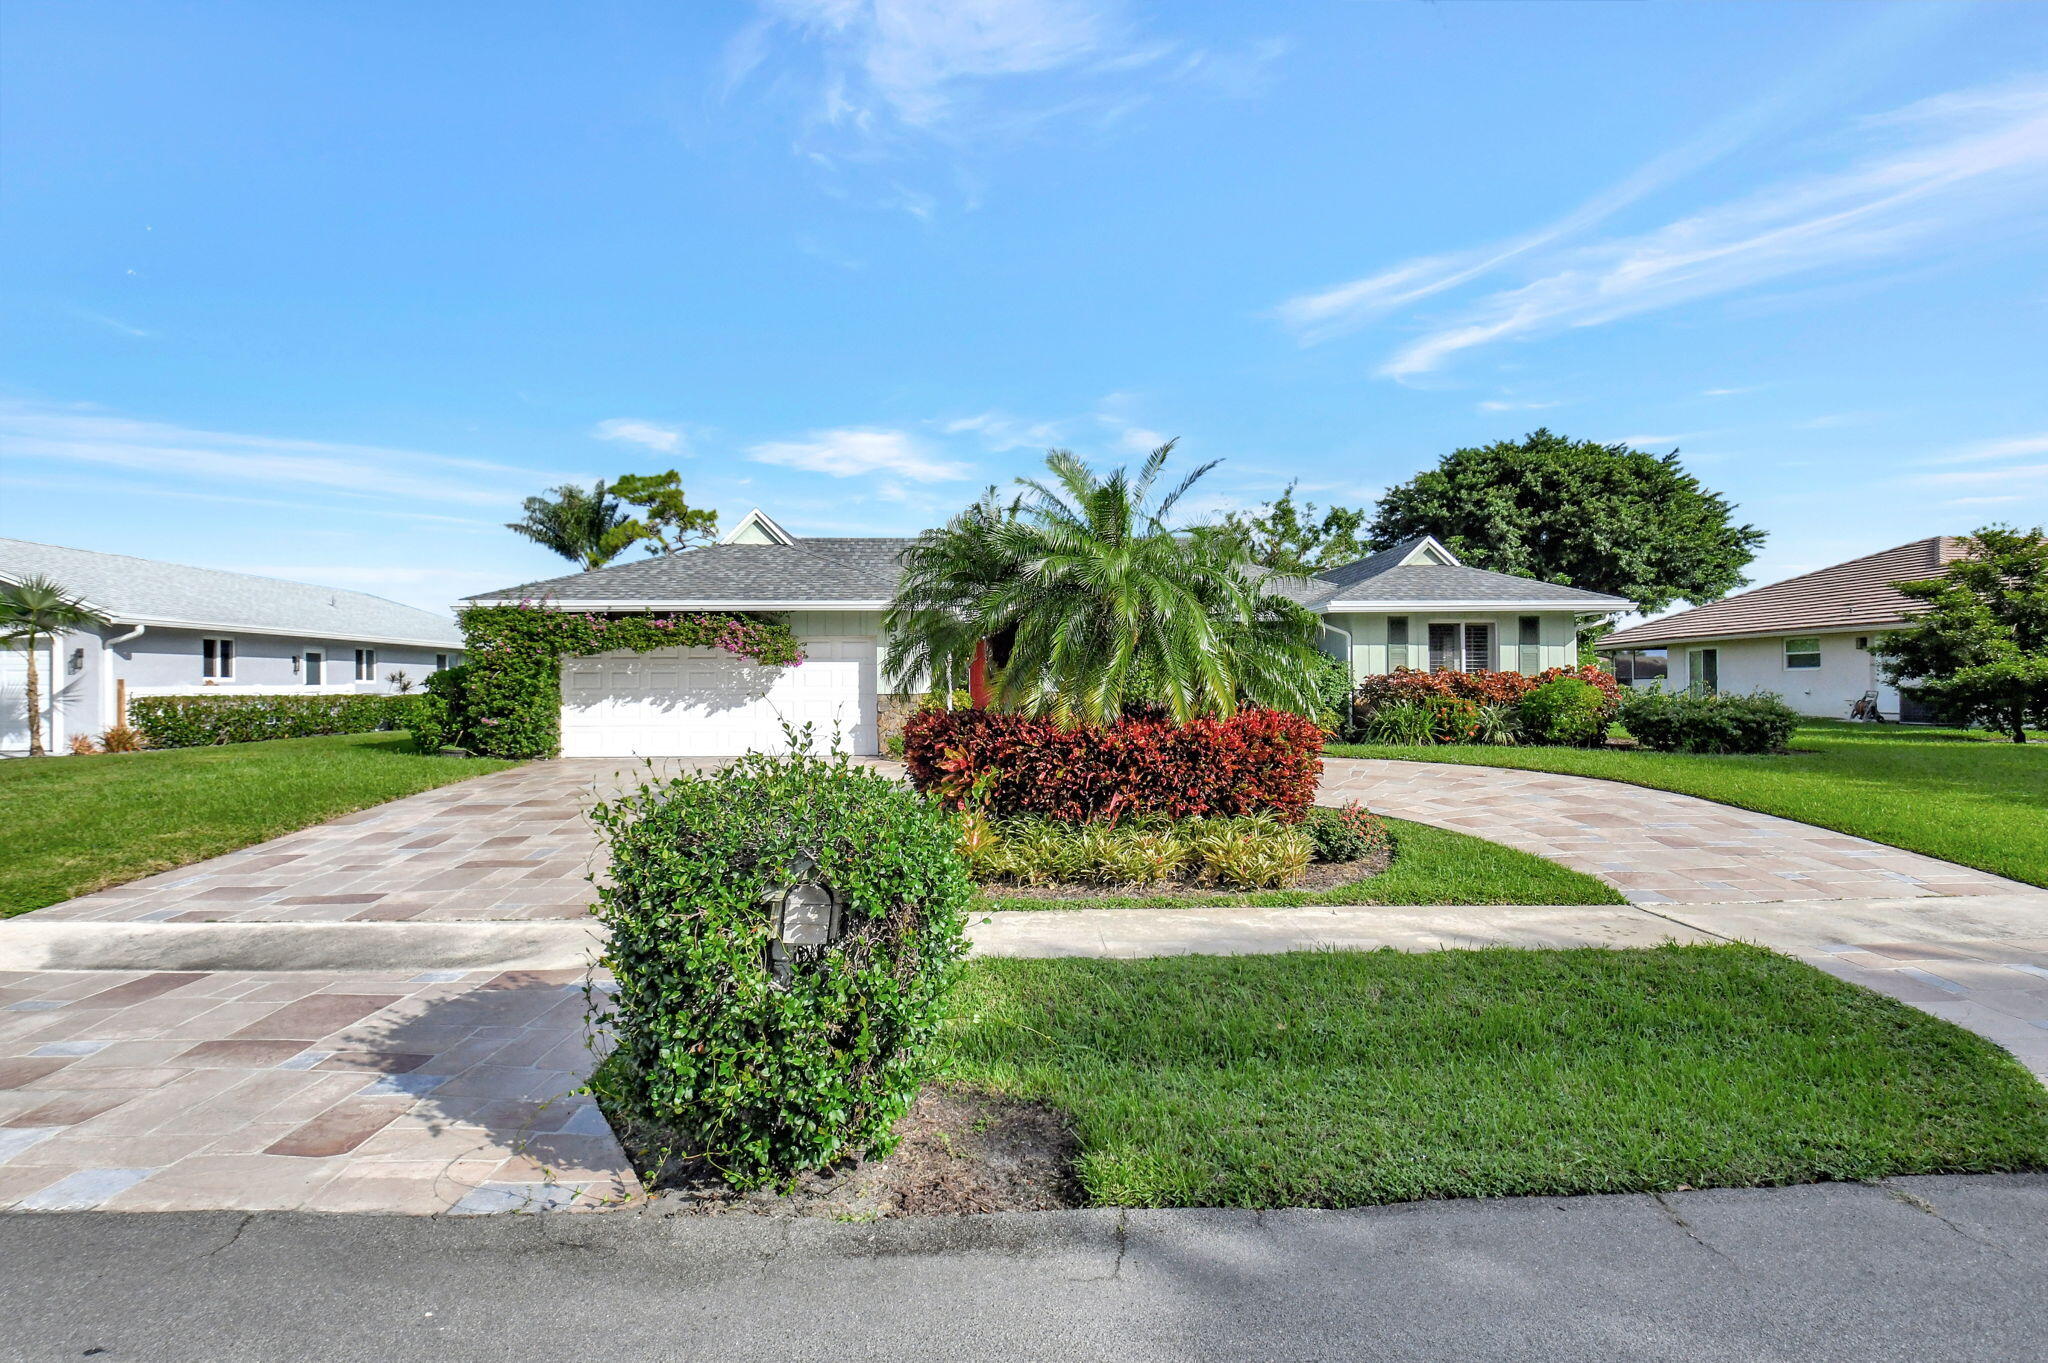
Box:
(628, 1087, 1081, 1219)
(976, 845, 1392, 902)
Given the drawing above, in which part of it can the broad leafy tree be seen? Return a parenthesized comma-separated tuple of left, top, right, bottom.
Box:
(1876, 526, 2048, 743)
(506, 481, 638, 570)
(1369, 430, 1765, 614)
(1207, 482, 1372, 575)
(610, 470, 719, 556)
(0, 575, 109, 757)
(885, 443, 1325, 724)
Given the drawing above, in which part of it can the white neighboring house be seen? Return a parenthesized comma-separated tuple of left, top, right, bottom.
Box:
(1596, 536, 1964, 721)
(467, 509, 1632, 759)
(0, 538, 465, 755)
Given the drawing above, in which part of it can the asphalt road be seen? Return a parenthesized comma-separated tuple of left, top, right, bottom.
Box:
(2, 1175, 2042, 1363)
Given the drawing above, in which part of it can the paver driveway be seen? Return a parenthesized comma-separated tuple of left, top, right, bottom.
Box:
(4, 753, 2043, 1216)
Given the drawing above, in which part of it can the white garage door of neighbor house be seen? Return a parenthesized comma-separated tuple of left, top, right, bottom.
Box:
(558, 639, 877, 758)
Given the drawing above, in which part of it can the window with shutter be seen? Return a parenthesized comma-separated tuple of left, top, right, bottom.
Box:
(1386, 616, 1409, 670)
(1517, 616, 1541, 674)
(1463, 623, 1492, 673)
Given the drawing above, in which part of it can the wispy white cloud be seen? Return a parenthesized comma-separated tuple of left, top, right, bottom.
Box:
(592, 418, 688, 456)
(745, 0, 1128, 135)
(748, 426, 972, 481)
(941, 410, 1068, 451)
(0, 400, 573, 510)
(1927, 432, 2048, 465)
(71, 310, 152, 339)
(1477, 398, 1561, 412)
(1278, 74, 2048, 379)
(1700, 386, 1759, 397)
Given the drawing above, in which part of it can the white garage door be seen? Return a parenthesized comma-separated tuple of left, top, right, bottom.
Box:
(558, 638, 877, 758)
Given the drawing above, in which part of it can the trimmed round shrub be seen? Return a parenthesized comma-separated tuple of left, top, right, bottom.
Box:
(1515, 677, 1610, 746)
(590, 749, 973, 1188)
(1622, 690, 1800, 755)
(1305, 801, 1391, 863)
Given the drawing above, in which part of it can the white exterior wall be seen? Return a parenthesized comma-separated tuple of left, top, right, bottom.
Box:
(1663, 629, 1892, 719)
(6, 622, 460, 753)
(1325, 610, 1582, 683)
(787, 609, 936, 697)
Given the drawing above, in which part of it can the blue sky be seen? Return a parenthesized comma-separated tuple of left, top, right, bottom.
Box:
(2, 1, 2045, 615)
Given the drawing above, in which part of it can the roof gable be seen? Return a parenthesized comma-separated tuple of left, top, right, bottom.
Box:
(722, 508, 797, 546)
(1305, 537, 1630, 610)
(1598, 537, 1963, 649)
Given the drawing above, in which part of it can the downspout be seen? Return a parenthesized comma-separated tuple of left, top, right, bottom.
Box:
(105, 624, 145, 729)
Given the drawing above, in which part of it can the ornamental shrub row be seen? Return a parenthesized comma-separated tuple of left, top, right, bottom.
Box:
(128, 692, 418, 748)
(589, 748, 973, 1189)
(1620, 689, 1800, 755)
(411, 605, 806, 759)
(1351, 666, 1624, 747)
(902, 706, 1325, 824)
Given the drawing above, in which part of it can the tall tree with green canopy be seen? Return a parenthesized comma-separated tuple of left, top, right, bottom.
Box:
(1875, 526, 2048, 744)
(1206, 482, 1371, 575)
(1369, 430, 1765, 615)
(609, 470, 719, 556)
(0, 575, 109, 757)
(506, 481, 638, 570)
(884, 443, 1325, 724)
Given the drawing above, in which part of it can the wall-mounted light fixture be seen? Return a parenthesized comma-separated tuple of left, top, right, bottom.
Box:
(67, 648, 85, 674)
(291, 654, 302, 675)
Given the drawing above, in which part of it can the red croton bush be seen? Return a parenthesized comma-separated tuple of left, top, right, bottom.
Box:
(901, 706, 1325, 824)
(1352, 665, 1623, 717)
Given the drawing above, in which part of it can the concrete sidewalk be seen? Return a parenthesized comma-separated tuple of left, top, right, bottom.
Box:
(2, 1174, 2042, 1362)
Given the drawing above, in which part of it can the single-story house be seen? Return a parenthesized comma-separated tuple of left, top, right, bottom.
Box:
(1, 538, 465, 755)
(467, 509, 1631, 757)
(1595, 536, 1962, 720)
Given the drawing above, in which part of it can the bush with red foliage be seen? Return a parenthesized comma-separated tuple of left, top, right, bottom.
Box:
(1353, 664, 1623, 722)
(901, 706, 1325, 825)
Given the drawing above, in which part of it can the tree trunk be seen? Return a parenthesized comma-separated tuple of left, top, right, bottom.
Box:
(969, 639, 991, 710)
(23, 631, 44, 758)
(2013, 708, 2029, 744)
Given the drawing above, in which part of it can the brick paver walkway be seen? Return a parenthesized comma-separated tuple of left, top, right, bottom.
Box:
(1318, 758, 2031, 905)
(5, 753, 2042, 1215)
(0, 966, 633, 1214)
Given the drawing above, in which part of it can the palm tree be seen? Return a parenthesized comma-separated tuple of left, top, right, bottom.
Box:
(884, 444, 1326, 724)
(506, 481, 639, 570)
(0, 575, 109, 757)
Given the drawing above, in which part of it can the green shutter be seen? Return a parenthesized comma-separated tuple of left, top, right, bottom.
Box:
(1386, 616, 1409, 671)
(1517, 616, 1541, 674)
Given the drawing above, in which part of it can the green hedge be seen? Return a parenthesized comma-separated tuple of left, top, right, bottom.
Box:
(589, 748, 973, 1188)
(129, 692, 420, 748)
(1621, 689, 1800, 754)
(415, 606, 805, 759)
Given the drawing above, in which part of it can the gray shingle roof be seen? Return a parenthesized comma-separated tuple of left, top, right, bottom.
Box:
(470, 538, 916, 606)
(1598, 537, 1962, 649)
(469, 528, 1632, 614)
(0, 538, 464, 646)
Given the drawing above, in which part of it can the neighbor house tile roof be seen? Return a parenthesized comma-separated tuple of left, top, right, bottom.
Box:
(469, 538, 917, 606)
(1598, 537, 1964, 650)
(0, 538, 464, 646)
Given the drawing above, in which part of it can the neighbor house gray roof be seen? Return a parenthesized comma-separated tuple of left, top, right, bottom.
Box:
(469, 539, 917, 607)
(0, 538, 464, 647)
(471, 530, 1634, 615)
(1599, 537, 1963, 650)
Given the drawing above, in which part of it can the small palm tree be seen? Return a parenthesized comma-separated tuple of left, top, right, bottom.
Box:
(0, 575, 109, 757)
(885, 444, 1325, 724)
(506, 481, 639, 570)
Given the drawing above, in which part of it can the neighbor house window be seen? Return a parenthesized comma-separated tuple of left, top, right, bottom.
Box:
(303, 651, 323, 685)
(434, 653, 449, 671)
(1784, 637, 1822, 670)
(201, 637, 236, 680)
(1612, 649, 1668, 685)
(354, 648, 377, 681)
(1386, 616, 1411, 670)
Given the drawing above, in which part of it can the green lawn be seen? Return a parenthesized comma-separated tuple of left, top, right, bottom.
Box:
(0, 732, 518, 917)
(1330, 719, 2048, 889)
(941, 946, 2048, 1208)
(974, 816, 1622, 911)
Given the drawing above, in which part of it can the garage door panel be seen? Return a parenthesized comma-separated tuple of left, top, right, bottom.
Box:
(559, 639, 875, 757)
